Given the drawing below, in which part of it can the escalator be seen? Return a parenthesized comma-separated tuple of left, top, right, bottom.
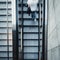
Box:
(13, 0, 46, 60)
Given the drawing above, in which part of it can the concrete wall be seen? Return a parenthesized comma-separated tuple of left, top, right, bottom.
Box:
(48, 0, 60, 60)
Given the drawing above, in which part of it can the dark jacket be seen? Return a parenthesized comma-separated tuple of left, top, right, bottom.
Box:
(27, 6, 31, 16)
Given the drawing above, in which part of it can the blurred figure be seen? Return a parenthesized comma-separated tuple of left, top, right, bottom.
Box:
(27, 0, 38, 21)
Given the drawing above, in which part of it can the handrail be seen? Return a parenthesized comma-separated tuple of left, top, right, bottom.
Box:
(21, 28, 22, 50)
(38, 0, 40, 60)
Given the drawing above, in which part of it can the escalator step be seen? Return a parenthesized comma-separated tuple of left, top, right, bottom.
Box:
(19, 25, 42, 27)
(19, 11, 39, 13)
(19, 18, 39, 20)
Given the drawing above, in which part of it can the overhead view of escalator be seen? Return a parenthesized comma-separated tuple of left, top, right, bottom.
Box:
(13, 0, 46, 60)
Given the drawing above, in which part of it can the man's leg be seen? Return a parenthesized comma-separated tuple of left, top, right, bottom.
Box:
(33, 11, 36, 21)
(31, 12, 34, 20)
(31, 11, 36, 21)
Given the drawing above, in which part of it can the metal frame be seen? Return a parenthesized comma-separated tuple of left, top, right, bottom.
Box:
(38, 0, 40, 60)
(42, 0, 47, 60)
(21, 0, 24, 60)
(45, 0, 48, 60)
(13, 0, 18, 60)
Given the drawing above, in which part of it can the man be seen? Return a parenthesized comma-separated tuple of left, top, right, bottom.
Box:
(27, 0, 38, 21)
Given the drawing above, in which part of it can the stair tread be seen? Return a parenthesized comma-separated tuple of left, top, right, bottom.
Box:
(19, 11, 39, 13)
(19, 25, 42, 27)
(19, 18, 39, 20)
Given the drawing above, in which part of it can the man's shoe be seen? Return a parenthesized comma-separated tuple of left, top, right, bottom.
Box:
(34, 19, 36, 22)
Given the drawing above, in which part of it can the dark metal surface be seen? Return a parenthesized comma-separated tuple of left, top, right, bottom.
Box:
(21, 0, 24, 60)
(42, 0, 46, 60)
(38, 0, 40, 60)
(13, 0, 18, 60)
